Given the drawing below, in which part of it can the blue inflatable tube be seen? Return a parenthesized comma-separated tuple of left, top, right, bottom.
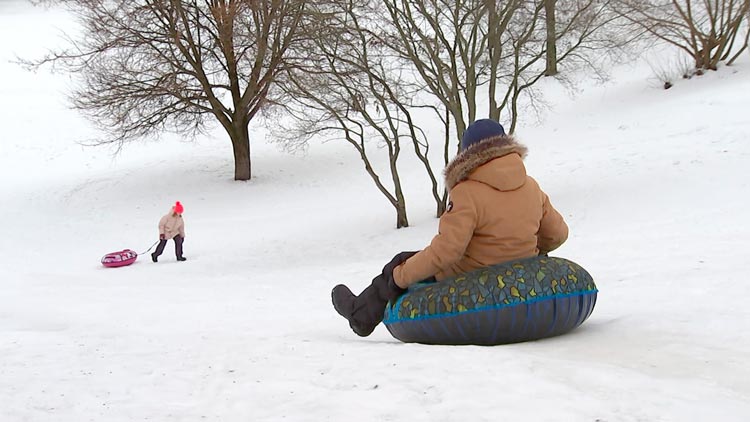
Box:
(383, 256, 597, 345)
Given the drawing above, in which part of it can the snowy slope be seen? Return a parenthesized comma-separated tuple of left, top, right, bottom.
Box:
(1, 3, 749, 421)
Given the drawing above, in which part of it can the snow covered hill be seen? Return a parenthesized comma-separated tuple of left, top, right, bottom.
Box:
(1, 3, 749, 421)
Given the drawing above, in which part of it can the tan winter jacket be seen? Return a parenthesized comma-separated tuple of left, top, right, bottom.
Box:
(159, 212, 185, 240)
(393, 136, 568, 287)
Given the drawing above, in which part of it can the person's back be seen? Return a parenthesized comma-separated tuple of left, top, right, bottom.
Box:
(394, 134, 567, 285)
(159, 211, 185, 240)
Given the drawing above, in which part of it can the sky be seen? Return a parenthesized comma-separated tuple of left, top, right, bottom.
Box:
(1, 2, 749, 421)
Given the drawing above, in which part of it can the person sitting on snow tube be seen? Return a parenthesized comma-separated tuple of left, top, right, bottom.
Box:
(331, 119, 569, 337)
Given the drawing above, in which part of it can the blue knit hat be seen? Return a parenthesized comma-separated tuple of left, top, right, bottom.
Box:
(461, 119, 506, 151)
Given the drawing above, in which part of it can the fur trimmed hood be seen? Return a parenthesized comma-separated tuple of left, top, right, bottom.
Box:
(444, 135, 528, 190)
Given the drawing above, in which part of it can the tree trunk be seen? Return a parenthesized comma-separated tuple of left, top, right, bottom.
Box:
(396, 201, 409, 228)
(544, 0, 558, 76)
(487, 0, 500, 121)
(391, 155, 409, 229)
(436, 110, 450, 218)
(229, 120, 252, 181)
(435, 191, 447, 217)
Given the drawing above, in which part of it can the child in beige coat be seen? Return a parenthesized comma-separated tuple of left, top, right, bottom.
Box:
(151, 201, 187, 262)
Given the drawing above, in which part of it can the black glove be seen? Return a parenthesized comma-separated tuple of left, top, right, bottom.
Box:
(382, 251, 419, 279)
(377, 251, 419, 300)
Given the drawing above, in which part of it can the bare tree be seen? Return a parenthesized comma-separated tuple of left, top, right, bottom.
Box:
(615, 0, 750, 71)
(732, 6, 750, 64)
(384, 0, 621, 134)
(24, 0, 307, 181)
(495, 1, 624, 131)
(276, 0, 451, 227)
(383, 0, 485, 143)
(544, 0, 558, 75)
(277, 0, 622, 227)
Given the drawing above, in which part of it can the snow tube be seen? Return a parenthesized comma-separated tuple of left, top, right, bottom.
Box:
(101, 249, 138, 268)
(383, 256, 597, 345)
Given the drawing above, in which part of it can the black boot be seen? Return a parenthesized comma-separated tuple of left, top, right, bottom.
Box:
(332, 274, 405, 337)
(174, 235, 185, 261)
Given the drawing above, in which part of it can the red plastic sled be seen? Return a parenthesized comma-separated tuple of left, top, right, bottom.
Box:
(101, 249, 138, 268)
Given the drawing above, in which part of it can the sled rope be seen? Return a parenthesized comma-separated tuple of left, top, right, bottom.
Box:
(139, 240, 160, 255)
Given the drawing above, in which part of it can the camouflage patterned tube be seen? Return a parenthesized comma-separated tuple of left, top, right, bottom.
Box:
(383, 256, 598, 345)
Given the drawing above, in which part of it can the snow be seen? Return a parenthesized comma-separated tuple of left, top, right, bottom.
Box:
(2, 2, 749, 421)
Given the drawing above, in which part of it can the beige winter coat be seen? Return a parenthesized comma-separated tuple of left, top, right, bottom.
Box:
(393, 136, 568, 287)
(159, 212, 185, 240)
